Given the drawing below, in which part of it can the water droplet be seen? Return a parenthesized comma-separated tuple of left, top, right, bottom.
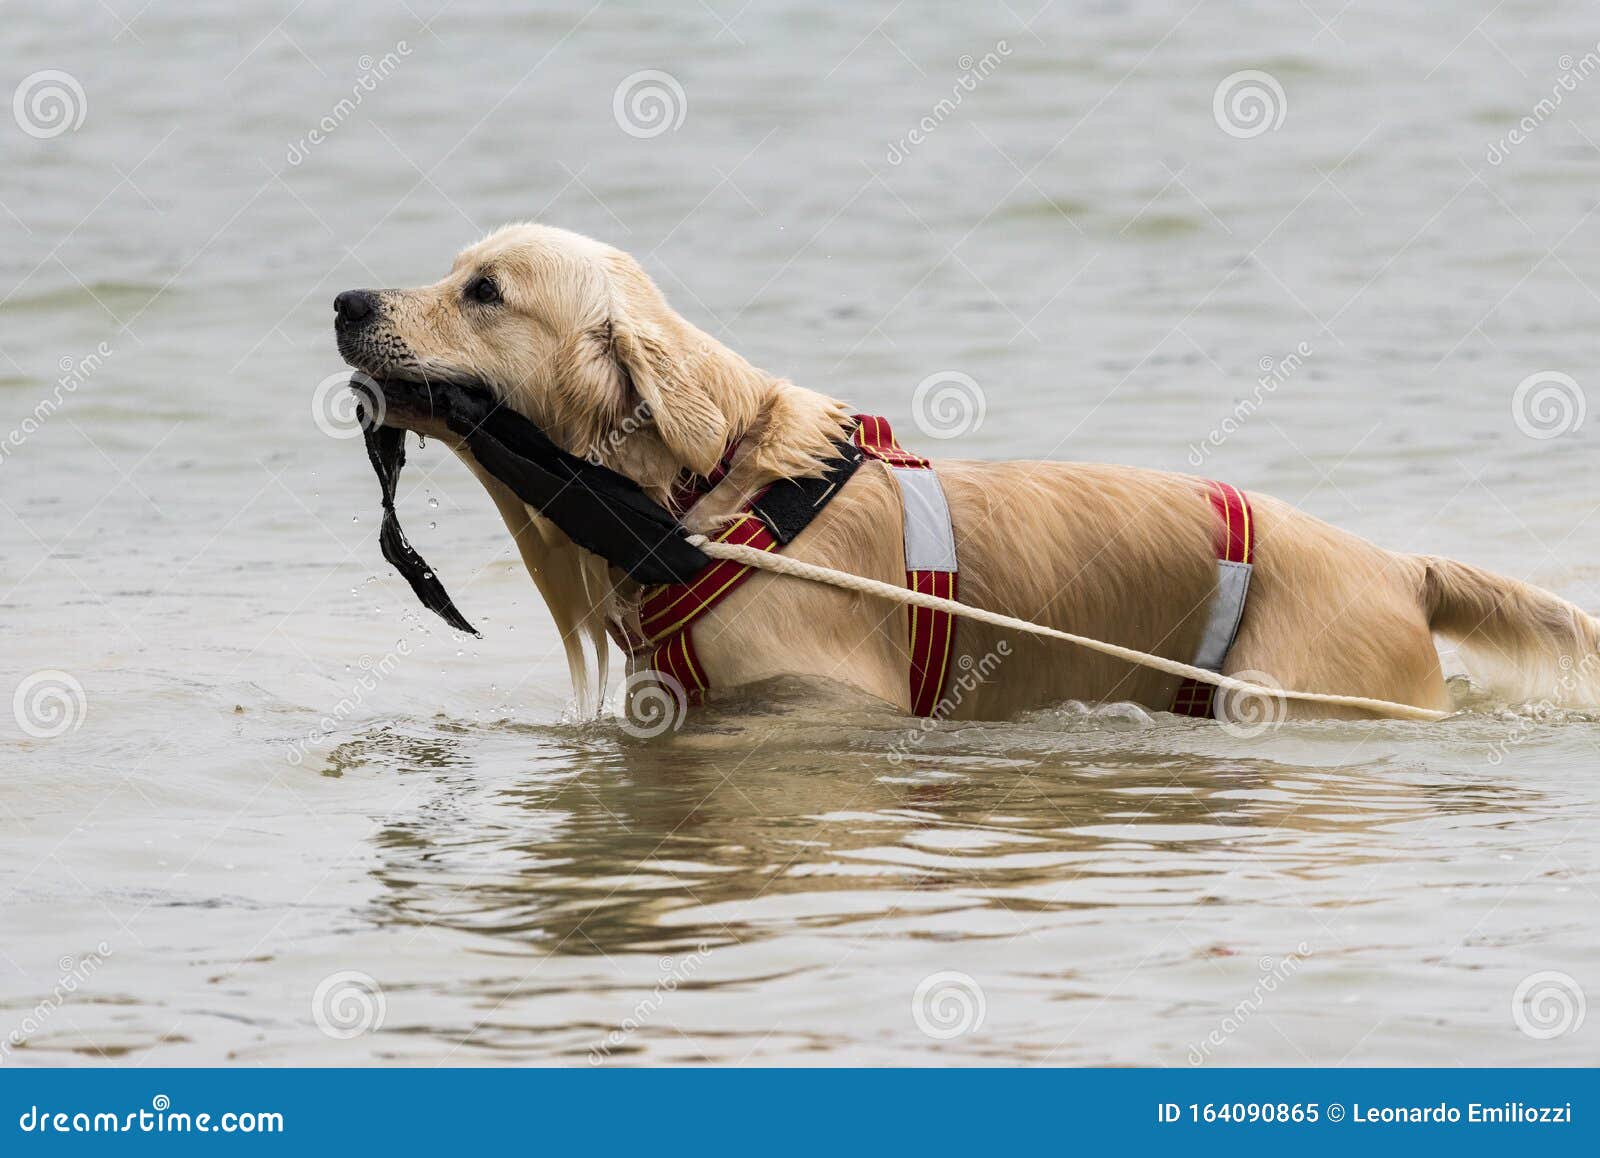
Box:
(428, 497, 439, 509)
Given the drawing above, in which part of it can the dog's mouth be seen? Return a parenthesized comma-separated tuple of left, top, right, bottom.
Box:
(333, 324, 393, 379)
(335, 320, 450, 394)
(338, 332, 488, 438)
(354, 370, 496, 437)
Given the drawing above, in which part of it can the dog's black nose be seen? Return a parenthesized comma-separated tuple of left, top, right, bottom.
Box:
(334, 289, 378, 326)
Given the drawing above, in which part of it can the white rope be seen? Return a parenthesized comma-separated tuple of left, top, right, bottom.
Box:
(685, 535, 1448, 723)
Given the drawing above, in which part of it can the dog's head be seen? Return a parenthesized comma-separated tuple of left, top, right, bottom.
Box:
(335, 223, 738, 478)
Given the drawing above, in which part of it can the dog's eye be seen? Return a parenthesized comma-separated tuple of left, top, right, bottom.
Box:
(467, 275, 500, 304)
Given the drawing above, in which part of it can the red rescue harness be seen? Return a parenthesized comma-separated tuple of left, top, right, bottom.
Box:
(1172, 480, 1255, 718)
(620, 414, 960, 716)
(612, 417, 1254, 722)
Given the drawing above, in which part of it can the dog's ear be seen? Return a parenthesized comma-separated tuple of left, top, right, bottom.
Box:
(606, 314, 728, 476)
(554, 320, 631, 463)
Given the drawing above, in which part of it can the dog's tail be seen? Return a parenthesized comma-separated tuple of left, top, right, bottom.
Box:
(1421, 555, 1600, 704)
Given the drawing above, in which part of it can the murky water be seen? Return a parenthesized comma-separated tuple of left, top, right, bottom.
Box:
(4, 1, 1600, 1065)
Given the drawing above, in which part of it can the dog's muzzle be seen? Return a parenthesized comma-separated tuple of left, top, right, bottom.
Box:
(334, 288, 396, 372)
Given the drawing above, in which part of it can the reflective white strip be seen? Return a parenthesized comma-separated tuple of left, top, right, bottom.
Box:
(1192, 560, 1252, 672)
(888, 465, 957, 573)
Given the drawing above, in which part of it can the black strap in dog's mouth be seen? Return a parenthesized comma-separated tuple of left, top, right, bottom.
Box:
(354, 375, 710, 634)
(361, 417, 480, 635)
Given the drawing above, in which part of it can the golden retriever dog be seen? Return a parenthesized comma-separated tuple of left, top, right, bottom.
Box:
(335, 222, 1600, 722)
